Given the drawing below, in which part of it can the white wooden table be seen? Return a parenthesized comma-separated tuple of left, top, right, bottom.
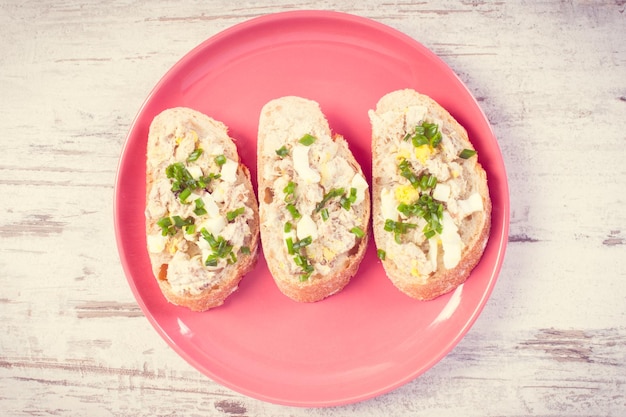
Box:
(1, 1, 625, 415)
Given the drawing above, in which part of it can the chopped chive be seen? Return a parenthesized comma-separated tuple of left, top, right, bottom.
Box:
(293, 254, 305, 267)
(384, 219, 418, 243)
(405, 122, 443, 149)
(187, 148, 203, 162)
(193, 198, 207, 216)
(226, 207, 245, 222)
(283, 181, 296, 203)
(320, 208, 329, 221)
(275, 146, 289, 158)
(286, 237, 295, 255)
(286, 203, 301, 219)
(172, 216, 185, 227)
(298, 133, 316, 146)
(340, 195, 351, 210)
(459, 149, 477, 159)
(205, 254, 218, 267)
(157, 216, 174, 236)
(215, 154, 227, 166)
(293, 236, 312, 250)
(430, 131, 443, 148)
(412, 134, 429, 148)
(157, 217, 172, 228)
(377, 249, 386, 260)
(315, 188, 345, 212)
(348, 187, 357, 203)
(350, 227, 365, 238)
(424, 122, 438, 139)
(178, 188, 192, 203)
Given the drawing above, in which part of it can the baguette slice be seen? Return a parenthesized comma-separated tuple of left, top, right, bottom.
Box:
(145, 107, 259, 311)
(369, 89, 491, 300)
(258, 96, 370, 302)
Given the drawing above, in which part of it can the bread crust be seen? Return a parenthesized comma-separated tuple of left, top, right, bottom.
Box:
(370, 89, 491, 300)
(257, 97, 370, 302)
(145, 107, 259, 311)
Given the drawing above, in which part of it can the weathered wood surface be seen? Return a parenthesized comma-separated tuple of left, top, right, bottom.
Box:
(1, 1, 625, 415)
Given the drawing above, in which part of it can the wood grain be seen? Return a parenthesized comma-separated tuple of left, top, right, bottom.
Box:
(1, 0, 625, 415)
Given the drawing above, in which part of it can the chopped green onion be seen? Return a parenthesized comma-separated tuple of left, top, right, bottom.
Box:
(200, 228, 234, 265)
(348, 187, 357, 203)
(350, 227, 365, 238)
(284, 222, 293, 233)
(459, 149, 477, 159)
(205, 254, 218, 267)
(215, 154, 227, 166)
(292, 236, 312, 250)
(340, 195, 351, 210)
(384, 219, 418, 244)
(298, 133, 317, 146)
(283, 181, 296, 203)
(240, 246, 251, 255)
(226, 207, 245, 222)
(395, 196, 444, 239)
(157, 216, 172, 228)
(377, 249, 386, 260)
(405, 122, 443, 149)
(275, 146, 289, 158)
(398, 159, 420, 188)
(286, 203, 301, 219)
(227, 251, 237, 265)
(157, 216, 174, 236)
(299, 273, 311, 282)
(320, 208, 329, 221)
(178, 187, 192, 203)
(412, 134, 429, 148)
(193, 198, 207, 216)
(286, 237, 295, 255)
(424, 122, 438, 139)
(172, 216, 185, 227)
(187, 148, 203, 162)
(315, 188, 345, 212)
(158, 215, 194, 236)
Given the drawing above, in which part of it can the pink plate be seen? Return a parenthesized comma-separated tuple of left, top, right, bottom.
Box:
(115, 10, 509, 407)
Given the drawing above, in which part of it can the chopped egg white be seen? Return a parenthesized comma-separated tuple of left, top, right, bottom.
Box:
(381, 188, 398, 221)
(211, 182, 227, 203)
(428, 237, 439, 271)
(350, 173, 368, 205)
(187, 165, 203, 180)
(201, 193, 220, 218)
(458, 193, 484, 217)
(440, 212, 463, 269)
(432, 183, 451, 202)
(292, 145, 321, 183)
(147, 234, 167, 253)
(296, 214, 318, 241)
(220, 158, 238, 183)
(405, 105, 427, 127)
(198, 215, 226, 236)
